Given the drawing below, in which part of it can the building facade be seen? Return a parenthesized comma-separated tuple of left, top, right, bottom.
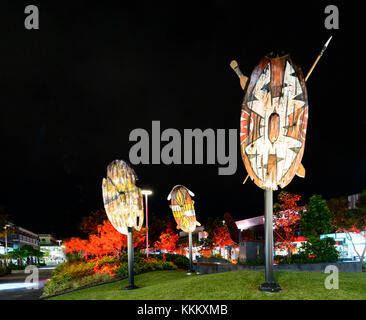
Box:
(0, 223, 40, 254)
(320, 232, 366, 262)
(38, 234, 65, 265)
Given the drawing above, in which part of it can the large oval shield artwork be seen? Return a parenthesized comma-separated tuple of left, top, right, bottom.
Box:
(240, 55, 309, 190)
(167, 185, 201, 233)
(102, 160, 144, 235)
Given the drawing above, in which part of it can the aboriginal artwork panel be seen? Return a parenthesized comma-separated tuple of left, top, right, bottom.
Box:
(168, 185, 200, 233)
(240, 55, 308, 190)
(102, 160, 144, 235)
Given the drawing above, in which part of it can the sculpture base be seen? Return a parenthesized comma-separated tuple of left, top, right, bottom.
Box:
(259, 282, 281, 293)
(187, 268, 195, 275)
(125, 285, 138, 290)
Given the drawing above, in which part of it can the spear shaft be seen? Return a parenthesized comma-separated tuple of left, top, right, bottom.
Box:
(305, 36, 332, 82)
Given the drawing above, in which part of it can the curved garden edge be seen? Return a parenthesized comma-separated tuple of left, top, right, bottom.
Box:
(41, 267, 189, 300)
(41, 276, 124, 300)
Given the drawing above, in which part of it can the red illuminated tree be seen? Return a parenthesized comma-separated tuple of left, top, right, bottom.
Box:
(273, 191, 305, 257)
(154, 227, 179, 259)
(64, 220, 146, 260)
(212, 226, 235, 250)
(212, 225, 236, 259)
(63, 237, 89, 255)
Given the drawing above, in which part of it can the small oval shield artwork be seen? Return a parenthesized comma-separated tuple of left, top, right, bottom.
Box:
(167, 185, 201, 233)
(240, 55, 309, 190)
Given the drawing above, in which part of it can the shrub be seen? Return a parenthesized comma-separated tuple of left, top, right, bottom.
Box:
(51, 261, 96, 281)
(274, 238, 339, 264)
(7, 263, 26, 270)
(301, 237, 339, 263)
(204, 254, 232, 263)
(42, 272, 113, 297)
(66, 251, 85, 263)
(274, 252, 312, 264)
(0, 265, 10, 276)
(239, 255, 264, 266)
(159, 253, 190, 270)
(115, 258, 176, 278)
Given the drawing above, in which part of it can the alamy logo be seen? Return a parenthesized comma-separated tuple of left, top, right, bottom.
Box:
(24, 5, 39, 30)
(25, 265, 39, 289)
(324, 265, 339, 290)
(129, 121, 237, 175)
(324, 5, 339, 30)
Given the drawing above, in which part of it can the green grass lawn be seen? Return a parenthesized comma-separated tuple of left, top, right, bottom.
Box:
(48, 270, 366, 300)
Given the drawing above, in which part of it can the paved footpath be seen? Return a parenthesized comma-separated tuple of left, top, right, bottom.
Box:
(0, 267, 55, 300)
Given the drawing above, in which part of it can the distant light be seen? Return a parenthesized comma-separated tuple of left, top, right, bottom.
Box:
(0, 282, 38, 291)
(142, 190, 153, 195)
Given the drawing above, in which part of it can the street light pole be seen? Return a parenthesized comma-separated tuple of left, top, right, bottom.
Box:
(3, 225, 11, 266)
(142, 190, 152, 258)
(4, 230, 8, 266)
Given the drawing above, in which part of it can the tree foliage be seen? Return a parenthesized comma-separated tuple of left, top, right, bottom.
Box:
(273, 191, 305, 256)
(154, 226, 179, 259)
(212, 226, 235, 249)
(300, 194, 333, 238)
(64, 220, 146, 260)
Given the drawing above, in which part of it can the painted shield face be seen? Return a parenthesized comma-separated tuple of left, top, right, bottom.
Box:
(102, 160, 144, 235)
(167, 185, 200, 233)
(240, 55, 309, 190)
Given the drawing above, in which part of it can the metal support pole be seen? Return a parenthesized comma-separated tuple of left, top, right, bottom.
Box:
(259, 190, 281, 292)
(4, 232, 8, 266)
(144, 194, 149, 257)
(125, 227, 137, 290)
(188, 231, 194, 273)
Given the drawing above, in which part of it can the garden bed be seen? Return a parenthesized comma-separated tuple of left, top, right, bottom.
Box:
(42, 253, 190, 297)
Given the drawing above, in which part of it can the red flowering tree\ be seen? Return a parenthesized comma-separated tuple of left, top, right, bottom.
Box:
(212, 226, 235, 250)
(273, 191, 305, 257)
(86, 221, 127, 258)
(212, 225, 236, 259)
(63, 237, 89, 256)
(154, 227, 179, 259)
(64, 220, 146, 260)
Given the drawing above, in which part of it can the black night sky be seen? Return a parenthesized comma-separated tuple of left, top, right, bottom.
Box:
(0, 1, 365, 239)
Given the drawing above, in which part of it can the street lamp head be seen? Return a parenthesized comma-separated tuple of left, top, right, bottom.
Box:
(142, 190, 152, 196)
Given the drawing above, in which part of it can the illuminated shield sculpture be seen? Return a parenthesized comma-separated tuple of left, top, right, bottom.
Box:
(167, 185, 200, 272)
(102, 160, 143, 289)
(232, 38, 330, 293)
(167, 185, 200, 233)
(240, 55, 308, 190)
(234, 54, 309, 293)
